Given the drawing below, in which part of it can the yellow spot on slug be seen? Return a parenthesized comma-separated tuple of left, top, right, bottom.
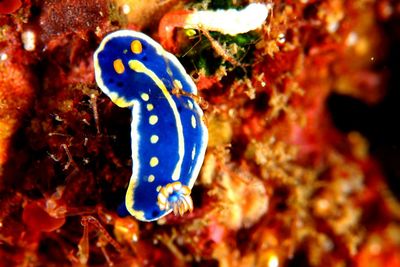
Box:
(113, 59, 125, 74)
(150, 157, 159, 167)
(173, 79, 183, 89)
(192, 147, 196, 160)
(166, 67, 173, 77)
(187, 100, 194, 109)
(131, 40, 142, 54)
(191, 115, 196, 128)
(112, 96, 134, 108)
(149, 115, 158, 125)
(147, 103, 154, 111)
(141, 93, 149, 101)
(148, 175, 155, 182)
(150, 135, 159, 144)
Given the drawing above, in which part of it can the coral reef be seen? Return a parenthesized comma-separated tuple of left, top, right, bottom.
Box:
(1, 0, 400, 266)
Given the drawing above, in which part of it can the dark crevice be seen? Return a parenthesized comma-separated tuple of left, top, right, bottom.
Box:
(327, 18, 400, 199)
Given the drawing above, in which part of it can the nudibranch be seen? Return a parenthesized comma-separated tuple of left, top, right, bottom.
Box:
(93, 30, 208, 221)
(159, 3, 273, 52)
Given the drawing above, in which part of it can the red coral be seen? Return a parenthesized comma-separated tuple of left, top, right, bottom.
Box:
(39, 0, 111, 47)
(22, 202, 66, 232)
(0, 0, 21, 14)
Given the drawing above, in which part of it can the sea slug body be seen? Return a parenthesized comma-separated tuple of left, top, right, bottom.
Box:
(94, 30, 208, 221)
